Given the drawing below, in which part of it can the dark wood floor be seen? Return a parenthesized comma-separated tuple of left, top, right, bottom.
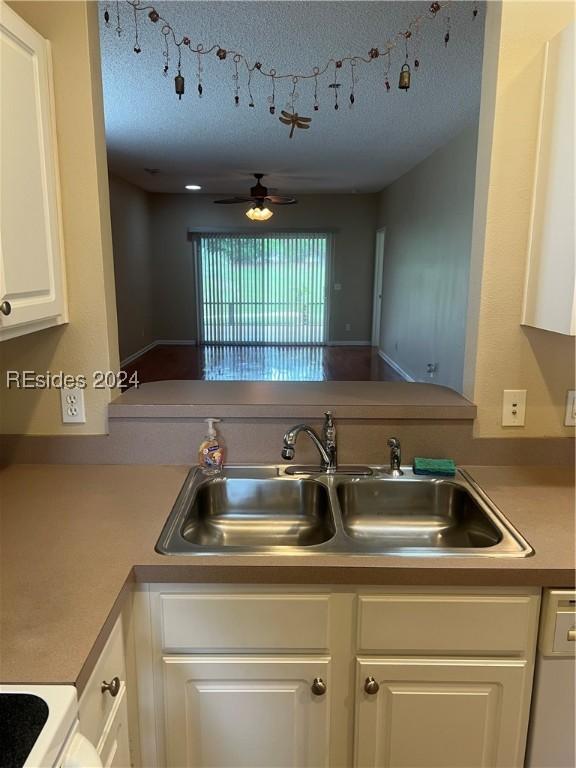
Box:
(122, 344, 404, 384)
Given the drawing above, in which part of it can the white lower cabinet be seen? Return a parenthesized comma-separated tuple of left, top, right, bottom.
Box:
(162, 656, 331, 767)
(97, 683, 132, 768)
(135, 586, 540, 768)
(79, 614, 133, 767)
(354, 657, 528, 768)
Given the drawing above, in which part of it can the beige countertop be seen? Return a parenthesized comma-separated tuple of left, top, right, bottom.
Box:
(109, 380, 476, 419)
(0, 463, 573, 689)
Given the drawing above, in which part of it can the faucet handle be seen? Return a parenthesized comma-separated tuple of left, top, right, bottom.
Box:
(323, 411, 336, 441)
(386, 436, 403, 476)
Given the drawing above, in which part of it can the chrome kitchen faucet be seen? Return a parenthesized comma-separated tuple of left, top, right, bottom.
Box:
(282, 411, 337, 473)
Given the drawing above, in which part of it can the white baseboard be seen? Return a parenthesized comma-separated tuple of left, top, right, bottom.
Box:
(120, 339, 197, 366)
(120, 341, 157, 367)
(378, 349, 415, 382)
(327, 340, 372, 347)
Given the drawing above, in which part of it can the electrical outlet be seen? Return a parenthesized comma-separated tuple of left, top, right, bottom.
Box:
(345, 323, 351, 331)
(502, 389, 527, 427)
(334, 283, 342, 291)
(564, 390, 576, 426)
(60, 386, 86, 424)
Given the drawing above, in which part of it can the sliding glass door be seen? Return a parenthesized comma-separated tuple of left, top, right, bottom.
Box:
(196, 233, 329, 344)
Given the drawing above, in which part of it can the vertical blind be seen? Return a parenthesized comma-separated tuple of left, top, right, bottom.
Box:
(196, 233, 329, 344)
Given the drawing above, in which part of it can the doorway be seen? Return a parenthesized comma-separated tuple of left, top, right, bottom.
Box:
(371, 228, 386, 347)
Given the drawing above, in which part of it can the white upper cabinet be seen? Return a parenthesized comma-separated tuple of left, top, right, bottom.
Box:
(0, 2, 67, 341)
(522, 21, 575, 335)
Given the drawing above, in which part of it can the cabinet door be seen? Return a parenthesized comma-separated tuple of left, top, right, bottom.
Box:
(97, 683, 132, 768)
(162, 655, 331, 768)
(522, 21, 575, 335)
(0, 3, 66, 340)
(354, 657, 529, 768)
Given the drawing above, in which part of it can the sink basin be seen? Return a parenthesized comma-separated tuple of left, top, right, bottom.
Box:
(173, 476, 334, 549)
(155, 466, 532, 557)
(336, 478, 502, 549)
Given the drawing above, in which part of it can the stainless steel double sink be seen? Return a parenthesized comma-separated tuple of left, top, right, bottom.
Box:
(155, 466, 533, 557)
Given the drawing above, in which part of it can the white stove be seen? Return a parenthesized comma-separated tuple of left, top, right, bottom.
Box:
(0, 685, 101, 768)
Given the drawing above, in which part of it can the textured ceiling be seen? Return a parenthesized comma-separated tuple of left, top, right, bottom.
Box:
(99, 1, 485, 194)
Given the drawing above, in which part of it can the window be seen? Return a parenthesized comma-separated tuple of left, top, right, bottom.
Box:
(196, 233, 329, 344)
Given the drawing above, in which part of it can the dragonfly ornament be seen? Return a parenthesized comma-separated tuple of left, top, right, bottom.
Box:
(279, 110, 312, 138)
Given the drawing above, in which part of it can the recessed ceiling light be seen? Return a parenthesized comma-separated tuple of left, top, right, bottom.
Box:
(185, 184, 202, 191)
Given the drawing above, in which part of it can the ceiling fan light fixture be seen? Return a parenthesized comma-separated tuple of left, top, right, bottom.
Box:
(246, 205, 273, 221)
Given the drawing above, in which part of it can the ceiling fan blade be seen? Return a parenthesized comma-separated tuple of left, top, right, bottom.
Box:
(215, 174, 296, 207)
(279, 117, 292, 126)
(298, 123, 311, 129)
(265, 196, 298, 205)
(214, 197, 253, 204)
(298, 117, 312, 123)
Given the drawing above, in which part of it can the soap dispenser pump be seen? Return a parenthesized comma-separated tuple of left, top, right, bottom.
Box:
(198, 418, 224, 475)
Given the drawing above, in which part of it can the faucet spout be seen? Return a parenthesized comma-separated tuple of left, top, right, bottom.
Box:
(281, 444, 296, 461)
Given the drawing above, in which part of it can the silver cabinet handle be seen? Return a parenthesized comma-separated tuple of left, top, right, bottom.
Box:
(364, 676, 379, 695)
(0, 301, 11, 316)
(101, 676, 120, 697)
(568, 628, 576, 642)
(311, 677, 327, 696)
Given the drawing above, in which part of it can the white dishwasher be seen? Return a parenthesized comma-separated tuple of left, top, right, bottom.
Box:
(526, 589, 576, 768)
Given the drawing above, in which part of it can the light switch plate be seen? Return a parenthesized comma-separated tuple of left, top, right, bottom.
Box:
(60, 386, 86, 424)
(565, 390, 576, 427)
(502, 389, 527, 427)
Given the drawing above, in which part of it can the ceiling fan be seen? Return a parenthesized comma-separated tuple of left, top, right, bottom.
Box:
(214, 174, 297, 220)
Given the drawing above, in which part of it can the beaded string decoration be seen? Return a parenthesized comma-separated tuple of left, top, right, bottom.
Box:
(132, 2, 141, 53)
(268, 70, 277, 115)
(106, 1, 479, 137)
(115, 0, 122, 36)
(349, 60, 358, 108)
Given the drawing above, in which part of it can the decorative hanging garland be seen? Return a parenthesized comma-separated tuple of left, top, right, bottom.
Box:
(103, 0, 480, 139)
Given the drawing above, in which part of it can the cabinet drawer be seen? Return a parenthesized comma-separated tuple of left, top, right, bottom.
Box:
(79, 616, 127, 746)
(160, 593, 330, 652)
(357, 593, 538, 655)
(539, 589, 576, 656)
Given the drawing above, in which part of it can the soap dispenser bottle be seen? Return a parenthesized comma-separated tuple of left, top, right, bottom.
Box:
(198, 418, 224, 475)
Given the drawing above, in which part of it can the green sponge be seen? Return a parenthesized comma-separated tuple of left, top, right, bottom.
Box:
(413, 457, 456, 477)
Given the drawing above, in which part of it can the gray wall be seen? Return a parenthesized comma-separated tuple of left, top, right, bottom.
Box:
(148, 193, 379, 343)
(376, 125, 479, 392)
(108, 175, 155, 361)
